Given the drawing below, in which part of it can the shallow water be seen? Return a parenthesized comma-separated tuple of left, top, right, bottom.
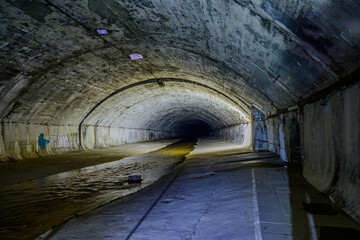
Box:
(0, 139, 196, 240)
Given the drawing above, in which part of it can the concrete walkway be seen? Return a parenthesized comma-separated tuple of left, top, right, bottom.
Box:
(47, 138, 360, 240)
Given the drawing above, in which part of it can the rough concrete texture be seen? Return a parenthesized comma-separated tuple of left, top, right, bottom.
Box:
(0, 80, 250, 160)
(252, 107, 287, 160)
(252, 81, 360, 222)
(2, 0, 359, 119)
(211, 123, 250, 144)
(252, 107, 268, 151)
(81, 125, 179, 150)
(1, 0, 360, 158)
(47, 139, 360, 240)
(302, 82, 360, 222)
(1, 0, 360, 225)
(80, 81, 249, 149)
(266, 115, 288, 162)
(2, 122, 79, 160)
(253, 107, 302, 164)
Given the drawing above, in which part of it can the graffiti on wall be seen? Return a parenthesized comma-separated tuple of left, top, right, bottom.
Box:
(38, 133, 50, 149)
(50, 135, 70, 149)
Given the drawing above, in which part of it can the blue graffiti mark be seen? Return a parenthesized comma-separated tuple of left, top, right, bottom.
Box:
(38, 133, 50, 149)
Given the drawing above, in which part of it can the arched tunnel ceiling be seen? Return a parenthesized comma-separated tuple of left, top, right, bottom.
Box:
(82, 81, 250, 131)
(1, 0, 360, 125)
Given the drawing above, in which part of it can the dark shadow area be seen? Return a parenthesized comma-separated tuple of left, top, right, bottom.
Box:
(252, 107, 269, 150)
(178, 120, 213, 138)
(287, 165, 360, 240)
(302, 203, 339, 215)
(289, 118, 302, 165)
(319, 227, 360, 240)
(287, 166, 314, 239)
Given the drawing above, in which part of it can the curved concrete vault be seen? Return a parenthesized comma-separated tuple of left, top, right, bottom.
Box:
(1, 0, 360, 223)
(80, 79, 251, 149)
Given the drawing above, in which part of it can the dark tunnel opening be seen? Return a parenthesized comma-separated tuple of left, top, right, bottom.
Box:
(177, 120, 213, 138)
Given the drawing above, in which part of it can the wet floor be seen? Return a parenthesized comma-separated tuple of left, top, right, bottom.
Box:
(0, 139, 180, 187)
(48, 138, 360, 240)
(0, 139, 195, 240)
(2, 138, 360, 240)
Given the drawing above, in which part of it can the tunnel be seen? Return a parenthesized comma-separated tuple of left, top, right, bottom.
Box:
(78, 79, 251, 149)
(0, 0, 360, 239)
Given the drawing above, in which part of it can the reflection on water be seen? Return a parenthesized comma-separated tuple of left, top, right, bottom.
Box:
(2, 138, 360, 240)
(0, 139, 196, 240)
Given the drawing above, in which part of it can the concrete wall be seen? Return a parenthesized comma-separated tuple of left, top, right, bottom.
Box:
(0, 119, 250, 161)
(252, 107, 302, 164)
(211, 123, 250, 144)
(81, 125, 179, 149)
(0, 123, 7, 161)
(252, 82, 360, 222)
(1, 122, 79, 160)
(252, 108, 268, 151)
(252, 108, 288, 162)
(0, 122, 179, 161)
(302, 82, 360, 222)
(266, 116, 287, 161)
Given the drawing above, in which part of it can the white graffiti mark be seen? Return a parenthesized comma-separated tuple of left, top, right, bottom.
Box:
(50, 135, 70, 149)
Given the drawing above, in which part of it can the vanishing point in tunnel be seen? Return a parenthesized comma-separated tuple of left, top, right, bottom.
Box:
(0, 1, 360, 239)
